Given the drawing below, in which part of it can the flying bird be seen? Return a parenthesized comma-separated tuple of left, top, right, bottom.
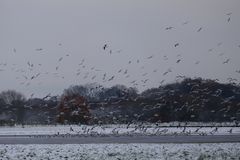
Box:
(130, 80, 136, 84)
(58, 57, 63, 62)
(163, 55, 168, 60)
(141, 79, 149, 83)
(35, 48, 43, 51)
(165, 26, 173, 30)
(208, 48, 213, 52)
(182, 21, 189, 25)
(79, 59, 85, 65)
(227, 17, 231, 22)
(42, 93, 51, 100)
(116, 50, 122, 53)
(22, 75, 28, 80)
(147, 55, 153, 59)
(108, 76, 115, 81)
(102, 73, 106, 80)
(30, 93, 34, 98)
(223, 59, 230, 64)
(174, 43, 179, 47)
(163, 71, 169, 76)
(163, 68, 172, 76)
(103, 44, 108, 50)
(195, 61, 200, 65)
(218, 53, 224, 56)
(142, 73, 148, 76)
(176, 75, 186, 79)
(160, 80, 165, 85)
(197, 27, 202, 32)
(176, 59, 181, 63)
(217, 42, 222, 46)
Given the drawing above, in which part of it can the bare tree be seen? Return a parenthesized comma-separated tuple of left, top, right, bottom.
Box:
(0, 90, 26, 105)
(0, 90, 26, 124)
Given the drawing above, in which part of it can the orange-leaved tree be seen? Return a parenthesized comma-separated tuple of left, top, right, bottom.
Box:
(57, 95, 91, 124)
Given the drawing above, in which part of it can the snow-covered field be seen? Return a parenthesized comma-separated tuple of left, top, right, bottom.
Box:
(0, 123, 239, 136)
(0, 143, 239, 160)
(1, 123, 239, 159)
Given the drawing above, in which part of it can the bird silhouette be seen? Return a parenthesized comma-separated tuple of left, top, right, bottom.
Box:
(197, 27, 202, 32)
(236, 70, 240, 74)
(163, 68, 172, 76)
(108, 76, 114, 81)
(30, 93, 34, 98)
(219, 53, 224, 56)
(142, 73, 148, 76)
(160, 80, 165, 85)
(208, 48, 213, 52)
(174, 43, 179, 47)
(182, 21, 189, 25)
(217, 42, 222, 46)
(176, 59, 181, 63)
(116, 49, 122, 53)
(165, 27, 173, 30)
(227, 17, 231, 22)
(223, 59, 230, 64)
(195, 61, 200, 65)
(58, 57, 63, 62)
(35, 48, 43, 51)
(42, 93, 51, 100)
(163, 55, 168, 60)
(103, 44, 108, 50)
(147, 55, 153, 59)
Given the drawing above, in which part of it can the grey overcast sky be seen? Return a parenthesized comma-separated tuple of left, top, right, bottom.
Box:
(0, 0, 240, 98)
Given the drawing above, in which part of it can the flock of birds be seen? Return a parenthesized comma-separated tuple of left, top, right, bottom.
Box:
(0, 12, 239, 99)
(29, 123, 238, 138)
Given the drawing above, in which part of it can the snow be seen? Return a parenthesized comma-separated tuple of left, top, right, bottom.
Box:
(0, 143, 239, 160)
(0, 123, 239, 136)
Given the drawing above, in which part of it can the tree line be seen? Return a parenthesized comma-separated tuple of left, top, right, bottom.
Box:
(0, 78, 239, 125)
